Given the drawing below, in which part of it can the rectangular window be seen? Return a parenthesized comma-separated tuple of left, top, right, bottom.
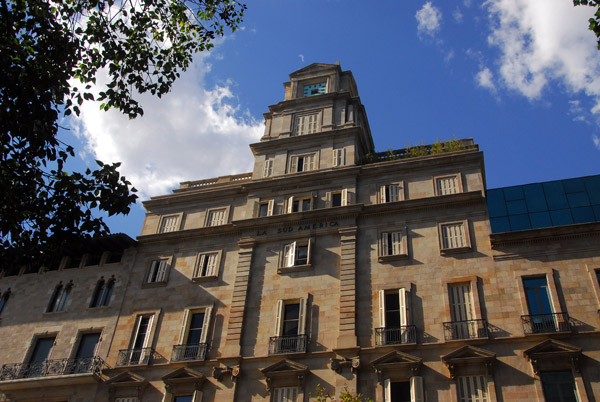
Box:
(263, 158, 274, 178)
(383, 377, 423, 402)
(173, 307, 212, 362)
(289, 154, 315, 173)
(273, 387, 298, 402)
(105, 251, 123, 264)
(457, 375, 488, 402)
(332, 148, 346, 167)
(436, 175, 460, 196)
(146, 259, 170, 284)
(326, 189, 348, 208)
(84, 253, 102, 267)
(272, 299, 307, 353)
(380, 232, 403, 256)
(379, 183, 403, 203)
(159, 215, 180, 233)
(174, 396, 194, 402)
(281, 240, 312, 268)
(75, 333, 100, 359)
(523, 277, 553, 315)
(193, 252, 220, 279)
(540, 371, 578, 402)
(440, 222, 468, 250)
(206, 208, 227, 227)
(377, 289, 413, 344)
(26, 336, 56, 377)
(287, 196, 312, 213)
(65, 256, 82, 269)
(128, 315, 154, 364)
(258, 200, 275, 217)
(448, 283, 477, 339)
(295, 113, 319, 135)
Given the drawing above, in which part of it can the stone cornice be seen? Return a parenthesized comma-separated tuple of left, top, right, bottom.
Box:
(250, 126, 363, 154)
(490, 222, 600, 250)
(264, 91, 355, 116)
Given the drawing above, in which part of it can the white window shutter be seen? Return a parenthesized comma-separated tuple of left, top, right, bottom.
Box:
(333, 149, 339, 167)
(287, 196, 294, 213)
(379, 290, 386, 327)
(381, 232, 389, 256)
(384, 379, 391, 402)
(275, 300, 283, 335)
(290, 156, 297, 173)
(263, 159, 273, 177)
(191, 390, 203, 402)
(156, 260, 169, 282)
(410, 376, 424, 402)
(392, 232, 402, 255)
(389, 183, 400, 202)
(341, 188, 348, 206)
(267, 199, 274, 216)
(379, 185, 387, 203)
(179, 309, 190, 344)
(306, 238, 312, 265)
(287, 242, 296, 267)
(252, 201, 259, 218)
(399, 288, 409, 327)
(298, 297, 307, 335)
(143, 315, 154, 347)
(196, 254, 206, 277)
(206, 254, 218, 277)
(307, 154, 314, 171)
(199, 306, 212, 344)
(325, 192, 332, 208)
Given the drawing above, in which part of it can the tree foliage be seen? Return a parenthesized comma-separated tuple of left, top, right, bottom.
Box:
(312, 385, 373, 402)
(0, 0, 246, 273)
(573, 0, 600, 49)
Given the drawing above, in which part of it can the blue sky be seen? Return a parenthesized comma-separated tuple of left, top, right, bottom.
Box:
(67, 0, 600, 237)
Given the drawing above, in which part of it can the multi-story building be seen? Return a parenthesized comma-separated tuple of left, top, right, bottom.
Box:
(1, 63, 599, 402)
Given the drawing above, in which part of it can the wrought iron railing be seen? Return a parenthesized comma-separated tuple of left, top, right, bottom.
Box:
(268, 335, 308, 354)
(375, 325, 417, 346)
(0, 357, 105, 381)
(116, 347, 154, 366)
(171, 343, 208, 362)
(443, 319, 488, 341)
(521, 313, 571, 334)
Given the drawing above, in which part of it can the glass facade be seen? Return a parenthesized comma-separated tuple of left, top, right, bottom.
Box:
(487, 175, 600, 233)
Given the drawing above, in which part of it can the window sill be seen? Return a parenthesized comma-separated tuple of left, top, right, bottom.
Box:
(277, 264, 312, 274)
(87, 305, 111, 311)
(440, 246, 472, 255)
(192, 275, 218, 283)
(378, 254, 409, 263)
(141, 281, 168, 289)
(43, 310, 67, 315)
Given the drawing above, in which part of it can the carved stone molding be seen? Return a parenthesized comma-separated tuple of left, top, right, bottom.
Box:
(212, 365, 241, 382)
(330, 356, 360, 373)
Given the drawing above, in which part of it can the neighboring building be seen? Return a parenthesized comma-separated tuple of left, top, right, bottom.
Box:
(0, 63, 599, 402)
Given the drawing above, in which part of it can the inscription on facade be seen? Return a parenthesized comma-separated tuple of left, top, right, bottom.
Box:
(255, 221, 338, 236)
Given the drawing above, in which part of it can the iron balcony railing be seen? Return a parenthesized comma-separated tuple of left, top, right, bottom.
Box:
(443, 319, 489, 341)
(521, 313, 571, 335)
(116, 347, 154, 366)
(375, 325, 417, 346)
(268, 335, 308, 354)
(171, 343, 208, 362)
(0, 357, 104, 381)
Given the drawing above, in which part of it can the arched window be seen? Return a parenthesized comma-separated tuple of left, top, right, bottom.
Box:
(90, 277, 114, 308)
(47, 281, 72, 312)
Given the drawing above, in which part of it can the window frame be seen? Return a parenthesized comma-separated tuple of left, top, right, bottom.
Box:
(178, 306, 213, 346)
(25, 334, 57, 365)
(46, 281, 73, 313)
(278, 239, 313, 273)
(456, 375, 489, 402)
(192, 250, 222, 281)
(158, 213, 183, 234)
(144, 257, 172, 286)
(204, 207, 229, 227)
(263, 158, 274, 178)
(383, 377, 424, 402)
(326, 189, 348, 208)
(438, 220, 472, 254)
(378, 228, 408, 261)
(434, 173, 463, 196)
(294, 111, 321, 136)
(378, 182, 405, 203)
(332, 147, 346, 167)
(286, 195, 314, 214)
(273, 298, 308, 353)
(124, 312, 158, 365)
(288, 152, 318, 174)
(272, 386, 299, 402)
(258, 199, 275, 217)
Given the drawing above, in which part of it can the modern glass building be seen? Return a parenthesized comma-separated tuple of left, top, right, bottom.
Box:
(487, 175, 600, 233)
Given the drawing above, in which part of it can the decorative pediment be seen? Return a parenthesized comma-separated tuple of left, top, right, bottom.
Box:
(105, 371, 148, 402)
(260, 359, 309, 391)
(442, 345, 496, 379)
(523, 339, 582, 374)
(371, 351, 422, 382)
(161, 367, 206, 391)
(290, 63, 339, 78)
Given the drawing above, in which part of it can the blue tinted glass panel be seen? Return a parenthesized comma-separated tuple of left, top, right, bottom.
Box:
(550, 209, 573, 226)
(523, 278, 552, 315)
(584, 176, 600, 204)
(543, 182, 569, 210)
(509, 214, 531, 231)
(487, 189, 507, 217)
(523, 184, 548, 213)
(529, 212, 552, 229)
(490, 217, 511, 233)
(571, 206, 595, 223)
(506, 199, 528, 215)
(594, 205, 600, 220)
(503, 186, 524, 201)
(566, 192, 590, 208)
(563, 178, 585, 193)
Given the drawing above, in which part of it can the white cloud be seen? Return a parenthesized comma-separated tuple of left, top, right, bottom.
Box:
(71, 57, 263, 199)
(453, 8, 464, 23)
(593, 134, 600, 149)
(416, 2, 442, 38)
(485, 0, 600, 111)
(476, 67, 497, 93)
(299, 54, 305, 62)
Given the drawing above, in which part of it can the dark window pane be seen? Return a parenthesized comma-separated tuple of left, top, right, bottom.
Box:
(594, 205, 600, 220)
(490, 217, 511, 233)
(509, 214, 531, 231)
(302, 198, 311, 211)
(529, 212, 552, 229)
(332, 193, 342, 207)
(487, 189, 507, 217)
(563, 178, 585, 193)
(584, 176, 600, 204)
(30, 337, 55, 362)
(385, 293, 400, 311)
(284, 304, 299, 320)
(571, 207, 594, 223)
(282, 320, 298, 336)
(503, 186, 524, 201)
(523, 278, 552, 315)
(566, 192, 590, 208)
(540, 371, 578, 402)
(507, 199, 528, 215)
(296, 245, 308, 265)
(523, 184, 548, 213)
(174, 396, 194, 402)
(259, 203, 269, 217)
(544, 182, 569, 210)
(550, 209, 573, 226)
(76, 333, 100, 358)
(391, 381, 411, 402)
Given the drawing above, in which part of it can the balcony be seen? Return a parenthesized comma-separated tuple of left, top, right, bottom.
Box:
(268, 335, 308, 354)
(171, 343, 208, 362)
(443, 319, 489, 341)
(521, 313, 571, 335)
(375, 325, 417, 346)
(0, 357, 105, 381)
(116, 347, 154, 366)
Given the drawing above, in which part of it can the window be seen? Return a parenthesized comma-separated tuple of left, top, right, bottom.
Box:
(273, 387, 298, 402)
(65, 255, 82, 269)
(287, 196, 313, 213)
(439, 221, 470, 252)
(522, 277, 563, 333)
(172, 307, 212, 362)
(263, 158, 274, 178)
(448, 283, 478, 340)
(258, 200, 275, 217)
(206, 208, 227, 227)
(332, 148, 346, 167)
(377, 289, 414, 345)
(0, 289, 10, 316)
(326, 189, 348, 208)
(145, 258, 170, 284)
(540, 371, 579, 402)
(193, 252, 220, 279)
(456, 375, 488, 402)
(303, 82, 326, 96)
(436, 175, 461, 196)
(125, 315, 154, 365)
(271, 299, 308, 354)
(379, 231, 406, 258)
(47, 282, 72, 312)
(383, 377, 424, 402)
(26, 336, 56, 377)
(159, 214, 180, 233)
(174, 396, 194, 402)
(295, 113, 319, 135)
(84, 252, 102, 267)
(281, 240, 312, 268)
(289, 154, 315, 173)
(105, 250, 123, 264)
(90, 277, 114, 307)
(71, 332, 101, 373)
(379, 183, 403, 203)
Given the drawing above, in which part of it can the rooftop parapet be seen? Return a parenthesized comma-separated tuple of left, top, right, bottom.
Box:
(359, 138, 476, 165)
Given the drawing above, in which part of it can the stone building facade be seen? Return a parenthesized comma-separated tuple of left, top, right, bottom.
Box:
(1, 63, 599, 402)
